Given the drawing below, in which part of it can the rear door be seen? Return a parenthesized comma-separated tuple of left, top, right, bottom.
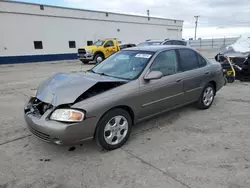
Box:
(177, 48, 211, 102)
(138, 50, 184, 120)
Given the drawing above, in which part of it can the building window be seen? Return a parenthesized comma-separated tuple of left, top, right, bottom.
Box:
(40, 5, 44, 10)
(106, 13, 109, 17)
(69, 41, 76, 48)
(34, 41, 43, 49)
(87, 41, 93, 46)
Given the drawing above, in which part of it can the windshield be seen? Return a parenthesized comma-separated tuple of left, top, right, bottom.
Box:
(92, 50, 154, 80)
(137, 41, 162, 47)
(93, 40, 105, 46)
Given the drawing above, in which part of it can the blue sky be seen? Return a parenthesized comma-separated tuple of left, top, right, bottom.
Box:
(13, 0, 250, 39)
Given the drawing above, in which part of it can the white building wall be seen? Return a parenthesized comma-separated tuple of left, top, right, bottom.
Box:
(0, 0, 183, 58)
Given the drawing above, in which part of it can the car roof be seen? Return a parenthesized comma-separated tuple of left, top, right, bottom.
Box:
(165, 38, 185, 41)
(119, 43, 135, 45)
(122, 45, 191, 52)
(141, 40, 164, 43)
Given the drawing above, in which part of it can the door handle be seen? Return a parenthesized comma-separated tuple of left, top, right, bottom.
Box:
(205, 71, 210, 75)
(176, 79, 182, 82)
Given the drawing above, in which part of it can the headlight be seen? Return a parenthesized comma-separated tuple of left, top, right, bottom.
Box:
(86, 50, 93, 54)
(50, 109, 84, 122)
(32, 89, 37, 96)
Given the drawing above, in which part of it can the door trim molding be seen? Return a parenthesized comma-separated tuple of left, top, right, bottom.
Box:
(142, 92, 184, 108)
(138, 100, 195, 122)
(186, 86, 203, 93)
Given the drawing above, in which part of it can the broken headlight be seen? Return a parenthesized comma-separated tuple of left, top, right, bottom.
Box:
(50, 109, 84, 122)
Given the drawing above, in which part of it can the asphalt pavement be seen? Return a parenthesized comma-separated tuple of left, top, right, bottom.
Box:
(0, 60, 250, 188)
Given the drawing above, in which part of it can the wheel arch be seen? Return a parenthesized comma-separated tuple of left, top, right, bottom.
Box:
(208, 80, 217, 94)
(93, 105, 135, 138)
(94, 51, 105, 58)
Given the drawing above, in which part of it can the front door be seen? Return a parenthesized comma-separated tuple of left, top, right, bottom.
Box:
(137, 50, 184, 120)
(104, 40, 117, 58)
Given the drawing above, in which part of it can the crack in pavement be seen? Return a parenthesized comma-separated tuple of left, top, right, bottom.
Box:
(123, 149, 192, 188)
(0, 134, 31, 146)
(11, 88, 29, 97)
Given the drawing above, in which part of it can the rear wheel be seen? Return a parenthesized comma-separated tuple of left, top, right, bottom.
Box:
(95, 108, 132, 150)
(227, 76, 235, 83)
(195, 83, 215, 109)
(224, 76, 228, 85)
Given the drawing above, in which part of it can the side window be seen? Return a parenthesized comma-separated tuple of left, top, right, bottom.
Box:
(34, 41, 43, 49)
(178, 49, 199, 71)
(175, 40, 186, 46)
(150, 50, 178, 76)
(181, 41, 187, 46)
(87, 41, 93, 46)
(197, 53, 207, 67)
(163, 41, 172, 45)
(172, 40, 180, 45)
(69, 41, 76, 48)
(104, 41, 114, 47)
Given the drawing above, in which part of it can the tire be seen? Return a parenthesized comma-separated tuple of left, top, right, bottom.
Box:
(224, 76, 228, 85)
(94, 53, 104, 64)
(195, 83, 215, 109)
(80, 59, 89, 64)
(227, 76, 235, 83)
(95, 108, 132, 150)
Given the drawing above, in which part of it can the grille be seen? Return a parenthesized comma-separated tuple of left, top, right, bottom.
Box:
(31, 98, 52, 116)
(28, 124, 50, 142)
(78, 49, 86, 54)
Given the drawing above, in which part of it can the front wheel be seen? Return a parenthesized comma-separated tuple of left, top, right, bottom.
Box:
(95, 108, 132, 150)
(195, 83, 215, 109)
(94, 54, 104, 64)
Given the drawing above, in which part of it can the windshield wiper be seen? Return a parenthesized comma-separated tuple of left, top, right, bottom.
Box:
(89, 70, 130, 80)
(87, 69, 110, 76)
(87, 69, 97, 74)
(97, 72, 110, 76)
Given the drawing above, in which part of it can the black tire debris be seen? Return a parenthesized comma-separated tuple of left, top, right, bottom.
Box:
(69, 146, 76, 151)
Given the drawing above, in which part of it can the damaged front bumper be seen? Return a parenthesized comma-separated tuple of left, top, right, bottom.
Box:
(24, 97, 96, 145)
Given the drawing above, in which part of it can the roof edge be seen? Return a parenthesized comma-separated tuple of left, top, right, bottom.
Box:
(5, 0, 184, 22)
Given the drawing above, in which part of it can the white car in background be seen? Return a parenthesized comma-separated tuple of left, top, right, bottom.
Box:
(137, 39, 190, 47)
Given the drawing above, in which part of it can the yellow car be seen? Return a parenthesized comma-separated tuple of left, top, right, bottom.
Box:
(78, 38, 120, 64)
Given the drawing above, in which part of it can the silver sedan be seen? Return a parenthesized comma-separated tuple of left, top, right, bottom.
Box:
(24, 45, 224, 150)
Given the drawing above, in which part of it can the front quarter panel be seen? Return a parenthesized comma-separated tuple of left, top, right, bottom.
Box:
(72, 80, 140, 134)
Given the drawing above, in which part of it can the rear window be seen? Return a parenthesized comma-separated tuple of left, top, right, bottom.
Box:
(197, 54, 207, 67)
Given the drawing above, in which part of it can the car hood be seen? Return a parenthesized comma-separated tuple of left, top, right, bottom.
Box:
(80, 46, 102, 51)
(36, 72, 127, 106)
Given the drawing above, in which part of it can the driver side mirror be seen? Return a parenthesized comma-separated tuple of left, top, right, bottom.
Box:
(144, 71, 163, 80)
